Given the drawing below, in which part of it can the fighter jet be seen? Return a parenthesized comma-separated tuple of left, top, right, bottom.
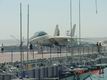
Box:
(30, 24, 76, 46)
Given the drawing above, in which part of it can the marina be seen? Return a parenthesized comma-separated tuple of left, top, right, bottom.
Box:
(0, 0, 107, 80)
(0, 45, 107, 80)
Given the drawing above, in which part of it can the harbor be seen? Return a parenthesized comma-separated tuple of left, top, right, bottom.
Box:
(0, 0, 107, 80)
(0, 45, 107, 80)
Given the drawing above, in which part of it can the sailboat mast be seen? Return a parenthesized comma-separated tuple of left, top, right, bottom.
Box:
(95, 0, 98, 14)
(79, 0, 81, 45)
(20, 3, 23, 62)
(27, 4, 29, 61)
(70, 0, 72, 37)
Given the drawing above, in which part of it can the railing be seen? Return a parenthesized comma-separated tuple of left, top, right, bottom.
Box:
(0, 46, 107, 64)
(12, 78, 59, 80)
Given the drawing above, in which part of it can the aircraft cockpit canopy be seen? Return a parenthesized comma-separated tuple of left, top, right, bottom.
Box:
(30, 31, 48, 40)
(34, 31, 47, 37)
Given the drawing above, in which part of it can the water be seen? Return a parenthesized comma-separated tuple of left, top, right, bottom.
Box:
(0, 37, 107, 46)
(87, 68, 107, 80)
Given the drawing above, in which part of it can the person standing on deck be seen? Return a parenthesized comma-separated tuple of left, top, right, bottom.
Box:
(1, 43, 4, 53)
(96, 42, 102, 54)
(96, 42, 102, 64)
(29, 43, 33, 51)
(29, 43, 35, 59)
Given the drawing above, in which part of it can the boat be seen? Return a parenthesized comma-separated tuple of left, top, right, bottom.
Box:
(60, 67, 91, 80)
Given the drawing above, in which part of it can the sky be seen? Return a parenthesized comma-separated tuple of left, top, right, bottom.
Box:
(0, 0, 107, 40)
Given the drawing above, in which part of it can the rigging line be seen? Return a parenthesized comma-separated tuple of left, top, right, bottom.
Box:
(95, 0, 98, 14)
(89, 76, 93, 80)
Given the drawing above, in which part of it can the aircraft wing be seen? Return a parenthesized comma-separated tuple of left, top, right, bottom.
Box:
(30, 35, 74, 46)
(48, 36, 73, 46)
(30, 34, 96, 46)
(30, 35, 53, 46)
